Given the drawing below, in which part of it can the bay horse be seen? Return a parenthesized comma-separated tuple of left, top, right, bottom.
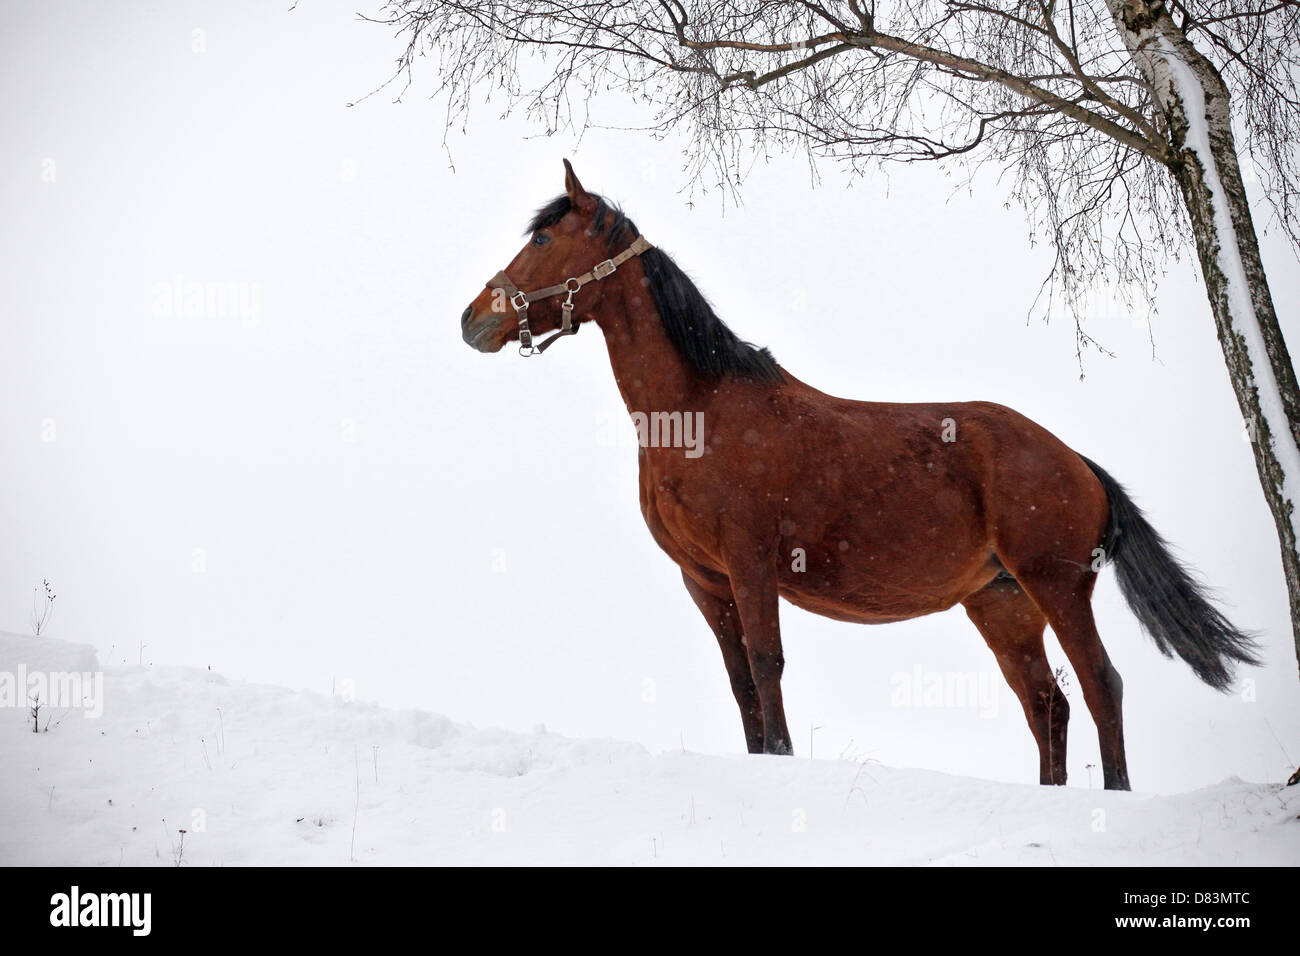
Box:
(459, 160, 1259, 791)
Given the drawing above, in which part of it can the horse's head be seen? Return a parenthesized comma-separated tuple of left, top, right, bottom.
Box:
(461, 160, 640, 355)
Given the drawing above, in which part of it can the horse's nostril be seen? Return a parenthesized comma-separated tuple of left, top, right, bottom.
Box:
(461, 305, 473, 328)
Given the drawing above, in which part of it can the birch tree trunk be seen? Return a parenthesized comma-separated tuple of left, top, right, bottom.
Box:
(1107, 0, 1300, 683)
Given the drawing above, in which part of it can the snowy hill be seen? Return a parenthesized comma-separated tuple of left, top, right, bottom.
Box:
(2, 632, 1297, 866)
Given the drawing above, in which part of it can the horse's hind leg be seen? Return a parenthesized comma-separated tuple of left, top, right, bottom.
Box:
(681, 571, 764, 754)
(962, 576, 1068, 785)
(1012, 567, 1131, 791)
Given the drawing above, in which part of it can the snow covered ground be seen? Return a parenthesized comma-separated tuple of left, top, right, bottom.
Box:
(2, 631, 1297, 866)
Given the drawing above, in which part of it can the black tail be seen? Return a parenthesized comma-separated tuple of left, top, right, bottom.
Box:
(1081, 456, 1261, 690)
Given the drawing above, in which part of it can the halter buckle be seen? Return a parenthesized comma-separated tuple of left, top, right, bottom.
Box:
(510, 291, 528, 312)
(591, 259, 616, 280)
(518, 326, 536, 357)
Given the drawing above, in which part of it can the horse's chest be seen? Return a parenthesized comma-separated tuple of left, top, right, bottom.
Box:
(638, 460, 725, 574)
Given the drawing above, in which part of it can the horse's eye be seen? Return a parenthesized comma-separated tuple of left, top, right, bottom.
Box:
(532, 233, 550, 246)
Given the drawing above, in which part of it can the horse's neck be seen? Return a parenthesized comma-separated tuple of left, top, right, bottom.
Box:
(594, 270, 702, 414)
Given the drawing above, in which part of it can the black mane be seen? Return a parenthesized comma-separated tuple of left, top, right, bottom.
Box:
(528, 195, 783, 382)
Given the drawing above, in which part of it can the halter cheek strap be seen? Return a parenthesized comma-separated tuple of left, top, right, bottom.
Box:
(488, 235, 653, 356)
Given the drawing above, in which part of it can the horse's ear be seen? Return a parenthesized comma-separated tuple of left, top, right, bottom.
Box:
(563, 159, 595, 212)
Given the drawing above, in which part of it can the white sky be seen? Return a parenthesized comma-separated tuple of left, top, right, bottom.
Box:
(3, 0, 1298, 794)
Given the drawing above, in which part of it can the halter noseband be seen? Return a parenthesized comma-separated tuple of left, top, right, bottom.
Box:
(487, 235, 653, 357)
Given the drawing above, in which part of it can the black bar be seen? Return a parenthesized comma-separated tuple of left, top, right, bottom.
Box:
(3, 866, 1288, 943)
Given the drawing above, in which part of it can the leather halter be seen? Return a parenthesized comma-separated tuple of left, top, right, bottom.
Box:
(487, 235, 653, 356)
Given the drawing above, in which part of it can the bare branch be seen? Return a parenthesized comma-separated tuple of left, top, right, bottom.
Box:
(365, 0, 1300, 337)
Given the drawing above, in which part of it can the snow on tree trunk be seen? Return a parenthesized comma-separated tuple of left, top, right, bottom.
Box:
(1107, 0, 1300, 679)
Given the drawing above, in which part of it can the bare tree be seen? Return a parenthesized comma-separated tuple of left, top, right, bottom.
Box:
(367, 0, 1300, 681)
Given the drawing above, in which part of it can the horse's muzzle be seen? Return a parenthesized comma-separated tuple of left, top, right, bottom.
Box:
(461, 310, 506, 352)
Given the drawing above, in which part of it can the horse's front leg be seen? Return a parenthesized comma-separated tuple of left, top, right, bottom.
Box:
(724, 541, 792, 755)
(681, 571, 764, 753)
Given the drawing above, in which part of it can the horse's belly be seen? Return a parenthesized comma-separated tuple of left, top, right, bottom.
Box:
(639, 448, 998, 617)
(778, 576, 987, 624)
(775, 520, 998, 622)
